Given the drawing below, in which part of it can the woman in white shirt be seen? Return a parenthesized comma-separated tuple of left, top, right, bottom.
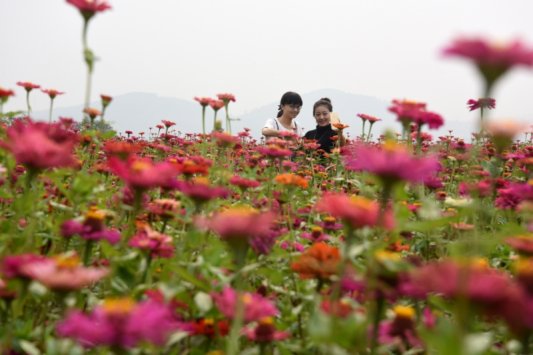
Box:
(262, 91, 303, 138)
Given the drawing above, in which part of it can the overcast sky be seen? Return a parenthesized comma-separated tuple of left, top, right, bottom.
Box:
(1, 0, 533, 128)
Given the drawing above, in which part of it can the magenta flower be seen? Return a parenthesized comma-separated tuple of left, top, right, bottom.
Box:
(57, 298, 179, 349)
(495, 182, 533, 210)
(343, 142, 440, 186)
(0, 119, 79, 171)
(128, 226, 174, 258)
(467, 98, 496, 111)
(107, 156, 179, 191)
(229, 175, 261, 190)
(212, 287, 278, 323)
(61, 207, 121, 245)
(66, 0, 111, 17)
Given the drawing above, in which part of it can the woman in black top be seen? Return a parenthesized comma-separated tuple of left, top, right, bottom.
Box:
(304, 98, 343, 153)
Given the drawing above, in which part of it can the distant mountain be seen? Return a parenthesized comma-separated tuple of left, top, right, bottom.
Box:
(34, 89, 475, 140)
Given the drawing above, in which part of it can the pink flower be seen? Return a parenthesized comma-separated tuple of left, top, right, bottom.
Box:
(212, 287, 278, 323)
(174, 178, 229, 204)
(42, 88, 65, 99)
(161, 120, 176, 128)
(209, 99, 225, 111)
(200, 207, 277, 254)
(316, 193, 394, 230)
(467, 98, 496, 111)
(357, 113, 381, 123)
(21, 254, 108, 291)
(107, 156, 179, 191)
(495, 182, 533, 210)
(2, 254, 47, 279)
(443, 37, 533, 88)
(194, 96, 212, 106)
(229, 175, 261, 189)
(66, 0, 111, 16)
(57, 298, 178, 348)
(388, 100, 444, 129)
(16, 81, 40, 91)
(0, 119, 79, 171)
(128, 226, 174, 258)
(216, 93, 236, 103)
(343, 142, 440, 185)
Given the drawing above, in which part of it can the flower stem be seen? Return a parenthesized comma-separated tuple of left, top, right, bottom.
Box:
(25, 90, 31, 116)
(201, 106, 206, 135)
(48, 98, 55, 123)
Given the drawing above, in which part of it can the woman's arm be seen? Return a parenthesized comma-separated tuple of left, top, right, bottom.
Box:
(262, 127, 279, 137)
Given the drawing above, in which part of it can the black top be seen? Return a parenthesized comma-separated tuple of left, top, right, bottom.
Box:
(304, 124, 338, 153)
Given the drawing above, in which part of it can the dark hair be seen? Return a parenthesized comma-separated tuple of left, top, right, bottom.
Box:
(276, 91, 303, 118)
(313, 97, 333, 116)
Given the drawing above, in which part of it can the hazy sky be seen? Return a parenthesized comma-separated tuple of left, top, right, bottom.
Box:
(2, 0, 533, 128)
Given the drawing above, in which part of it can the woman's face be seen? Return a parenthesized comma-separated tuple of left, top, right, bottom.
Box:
(314, 105, 331, 127)
(282, 103, 301, 119)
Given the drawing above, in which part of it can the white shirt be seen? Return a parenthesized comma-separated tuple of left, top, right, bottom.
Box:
(263, 118, 301, 136)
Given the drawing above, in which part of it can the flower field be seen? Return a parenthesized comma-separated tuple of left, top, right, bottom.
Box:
(1, 1, 533, 354)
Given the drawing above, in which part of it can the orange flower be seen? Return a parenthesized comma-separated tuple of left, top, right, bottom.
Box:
(274, 173, 308, 188)
(332, 122, 349, 130)
(291, 242, 340, 280)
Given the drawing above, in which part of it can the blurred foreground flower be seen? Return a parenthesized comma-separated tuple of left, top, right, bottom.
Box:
(0, 119, 79, 173)
(57, 298, 178, 349)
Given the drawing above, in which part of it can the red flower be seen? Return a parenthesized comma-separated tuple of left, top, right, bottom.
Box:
(16, 81, 40, 91)
(42, 88, 65, 99)
(0, 119, 79, 171)
(0, 87, 15, 102)
(129, 226, 174, 258)
(100, 94, 113, 106)
(467, 98, 496, 111)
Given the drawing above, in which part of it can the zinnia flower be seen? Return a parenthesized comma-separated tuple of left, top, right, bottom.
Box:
(201, 207, 277, 255)
(57, 298, 178, 348)
(467, 98, 496, 111)
(107, 156, 179, 191)
(42, 89, 65, 99)
(61, 206, 121, 245)
(212, 287, 278, 323)
(21, 253, 109, 291)
(443, 37, 533, 93)
(0, 119, 79, 171)
(66, 0, 111, 19)
(16, 81, 40, 91)
(244, 317, 289, 343)
(128, 226, 174, 258)
(344, 141, 440, 186)
(316, 193, 394, 230)
(291, 242, 341, 280)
